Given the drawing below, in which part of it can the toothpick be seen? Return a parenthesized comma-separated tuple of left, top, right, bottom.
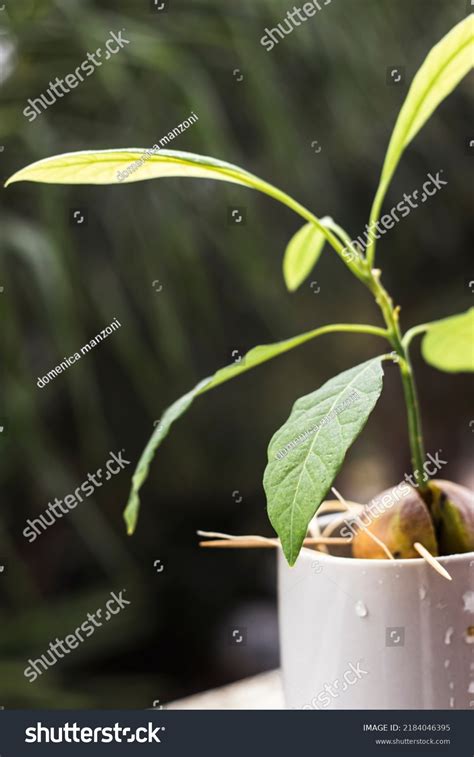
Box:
(320, 497, 364, 539)
(330, 488, 352, 511)
(197, 531, 352, 549)
(414, 542, 452, 581)
(332, 487, 395, 560)
(197, 530, 269, 542)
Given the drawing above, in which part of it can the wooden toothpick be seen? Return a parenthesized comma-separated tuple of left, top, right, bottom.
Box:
(197, 530, 351, 549)
(332, 487, 395, 560)
(414, 542, 452, 581)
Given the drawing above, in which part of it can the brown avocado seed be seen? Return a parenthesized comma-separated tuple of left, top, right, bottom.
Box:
(352, 479, 474, 559)
(352, 483, 438, 559)
(426, 479, 474, 555)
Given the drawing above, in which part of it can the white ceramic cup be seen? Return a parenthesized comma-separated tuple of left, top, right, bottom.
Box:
(278, 547, 474, 709)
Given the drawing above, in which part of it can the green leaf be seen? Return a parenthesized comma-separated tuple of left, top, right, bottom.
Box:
(263, 358, 385, 565)
(124, 377, 210, 535)
(5, 150, 366, 277)
(369, 16, 473, 236)
(421, 308, 474, 373)
(6, 147, 349, 269)
(5, 148, 262, 188)
(283, 221, 328, 291)
(124, 323, 387, 533)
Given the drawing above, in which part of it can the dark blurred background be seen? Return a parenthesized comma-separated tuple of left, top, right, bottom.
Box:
(0, 0, 472, 707)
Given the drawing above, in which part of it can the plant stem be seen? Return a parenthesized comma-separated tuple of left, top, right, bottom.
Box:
(201, 322, 390, 396)
(243, 185, 428, 490)
(398, 355, 427, 485)
(364, 269, 427, 490)
(402, 323, 431, 350)
(240, 177, 368, 283)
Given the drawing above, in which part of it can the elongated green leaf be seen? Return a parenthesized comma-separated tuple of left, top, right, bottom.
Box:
(370, 16, 473, 230)
(264, 358, 384, 565)
(6, 148, 366, 279)
(5, 149, 261, 187)
(422, 308, 474, 372)
(283, 221, 327, 291)
(6, 147, 347, 266)
(124, 377, 210, 535)
(124, 323, 386, 533)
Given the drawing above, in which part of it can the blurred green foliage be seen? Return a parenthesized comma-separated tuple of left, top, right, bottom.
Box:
(0, 0, 472, 706)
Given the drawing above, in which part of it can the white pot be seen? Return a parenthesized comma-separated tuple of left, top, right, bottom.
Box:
(278, 546, 474, 709)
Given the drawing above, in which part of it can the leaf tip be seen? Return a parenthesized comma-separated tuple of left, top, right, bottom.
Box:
(123, 494, 140, 535)
(284, 275, 298, 293)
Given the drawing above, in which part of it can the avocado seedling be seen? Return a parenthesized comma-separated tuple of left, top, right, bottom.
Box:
(6, 17, 474, 568)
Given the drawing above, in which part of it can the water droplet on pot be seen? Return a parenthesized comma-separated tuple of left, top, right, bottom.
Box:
(444, 659, 450, 669)
(465, 626, 474, 644)
(378, 579, 384, 585)
(449, 681, 454, 690)
(449, 697, 455, 708)
(355, 600, 368, 618)
(445, 627, 454, 645)
(463, 591, 474, 614)
(419, 585, 427, 600)
(468, 682, 474, 694)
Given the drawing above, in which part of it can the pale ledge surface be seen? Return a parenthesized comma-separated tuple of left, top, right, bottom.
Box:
(167, 670, 284, 710)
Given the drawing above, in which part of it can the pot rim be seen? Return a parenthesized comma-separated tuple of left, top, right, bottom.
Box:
(286, 547, 474, 569)
(293, 511, 474, 569)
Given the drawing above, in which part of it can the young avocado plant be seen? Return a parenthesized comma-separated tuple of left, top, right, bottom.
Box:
(7, 17, 474, 566)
